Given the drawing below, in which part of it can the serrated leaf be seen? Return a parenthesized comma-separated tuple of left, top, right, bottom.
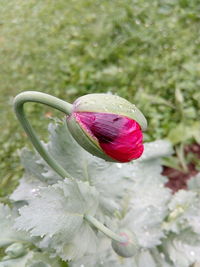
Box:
(21, 147, 62, 185)
(116, 151, 171, 248)
(0, 251, 33, 267)
(137, 250, 157, 267)
(71, 241, 173, 267)
(15, 179, 99, 261)
(0, 204, 29, 247)
(120, 183, 171, 248)
(139, 140, 173, 162)
(10, 175, 46, 202)
(70, 237, 136, 267)
(13, 121, 173, 224)
(187, 173, 200, 191)
(163, 190, 200, 235)
(26, 251, 62, 267)
(162, 231, 200, 267)
(0, 251, 62, 267)
(150, 248, 174, 267)
(46, 121, 135, 217)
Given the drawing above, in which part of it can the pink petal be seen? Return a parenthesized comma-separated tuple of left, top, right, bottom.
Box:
(75, 112, 144, 162)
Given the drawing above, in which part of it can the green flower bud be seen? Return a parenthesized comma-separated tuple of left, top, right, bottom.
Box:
(111, 229, 139, 258)
(5, 242, 27, 258)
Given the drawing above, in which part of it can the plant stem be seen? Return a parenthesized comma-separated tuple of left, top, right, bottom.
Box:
(176, 144, 188, 173)
(14, 91, 126, 245)
(84, 214, 127, 243)
(14, 91, 73, 179)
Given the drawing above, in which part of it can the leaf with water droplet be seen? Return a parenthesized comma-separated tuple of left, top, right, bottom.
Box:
(162, 230, 200, 267)
(15, 178, 99, 261)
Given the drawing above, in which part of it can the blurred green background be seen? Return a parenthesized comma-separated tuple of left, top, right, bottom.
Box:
(0, 0, 200, 198)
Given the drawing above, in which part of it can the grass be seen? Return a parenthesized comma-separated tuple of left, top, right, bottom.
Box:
(0, 0, 200, 197)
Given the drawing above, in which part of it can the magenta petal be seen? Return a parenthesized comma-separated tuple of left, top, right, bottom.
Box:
(75, 112, 144, 162)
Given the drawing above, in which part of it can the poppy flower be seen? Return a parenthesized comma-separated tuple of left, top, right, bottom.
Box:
(67, 94, 147, 163)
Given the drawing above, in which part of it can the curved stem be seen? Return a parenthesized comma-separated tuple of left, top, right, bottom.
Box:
(14, 91, 126, 244)
(14, 91, 73, 179)
(84, 214, 127, 243)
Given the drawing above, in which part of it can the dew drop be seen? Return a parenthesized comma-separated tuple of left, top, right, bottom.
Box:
(117, 163, 122, 168)
(80, 265, 85, 267)
(160, 253, 165, 259)
(131, 108, 135, 113)
(31, 188, 40, 196)
(144, 231, 150, 236)
(190, 251, 195, 257)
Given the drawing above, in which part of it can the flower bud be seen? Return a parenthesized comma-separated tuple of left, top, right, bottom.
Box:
(5, 243, 26, 258)
(67, 94, 147, 162)
(111, 229, 139, 257)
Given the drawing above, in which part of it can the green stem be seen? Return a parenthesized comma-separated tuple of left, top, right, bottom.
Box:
(84, 214, 127, 243)
(14, 91, 73, 179)
(14, 91, 126, 245)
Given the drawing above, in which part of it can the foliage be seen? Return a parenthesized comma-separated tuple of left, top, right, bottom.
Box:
(0, 0, 200, 195)
(1, 120, 200, 266)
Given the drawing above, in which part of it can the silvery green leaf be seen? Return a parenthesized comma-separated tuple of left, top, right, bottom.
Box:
(10, 175, 46, 202)
(36, 121, 138, 218)
(139, 140, 173, 162)
(15, 179, 99, 261)
(70, 237, 137, 267)
(0, 204, 29, 247)
(163, 190, 200, 234)
(187, 173, 200, 191)
(150, 248, 174, 267)
(137, 250, 157, 267)
(26, 251, 63, 267)
(71, 242, 173, 267)
(0, 251, 61, 267)
(20, 148, 46, 182)
(0, 251, 33, 267)
(5, 242, 27, 259)
(119, 172, 171, 248)
(22, 145, 62, 185)
(14, 121, 173, 223)
(162, 230, 200, 267)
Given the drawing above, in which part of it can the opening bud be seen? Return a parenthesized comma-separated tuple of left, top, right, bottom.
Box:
(67, 94, 147, 163)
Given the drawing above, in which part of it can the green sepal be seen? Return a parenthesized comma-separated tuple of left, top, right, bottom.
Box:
(73, 94, 147, 131)
(66, 116, 116, 162)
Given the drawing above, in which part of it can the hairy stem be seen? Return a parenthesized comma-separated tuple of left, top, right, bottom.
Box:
(14, 91, 73, 179)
